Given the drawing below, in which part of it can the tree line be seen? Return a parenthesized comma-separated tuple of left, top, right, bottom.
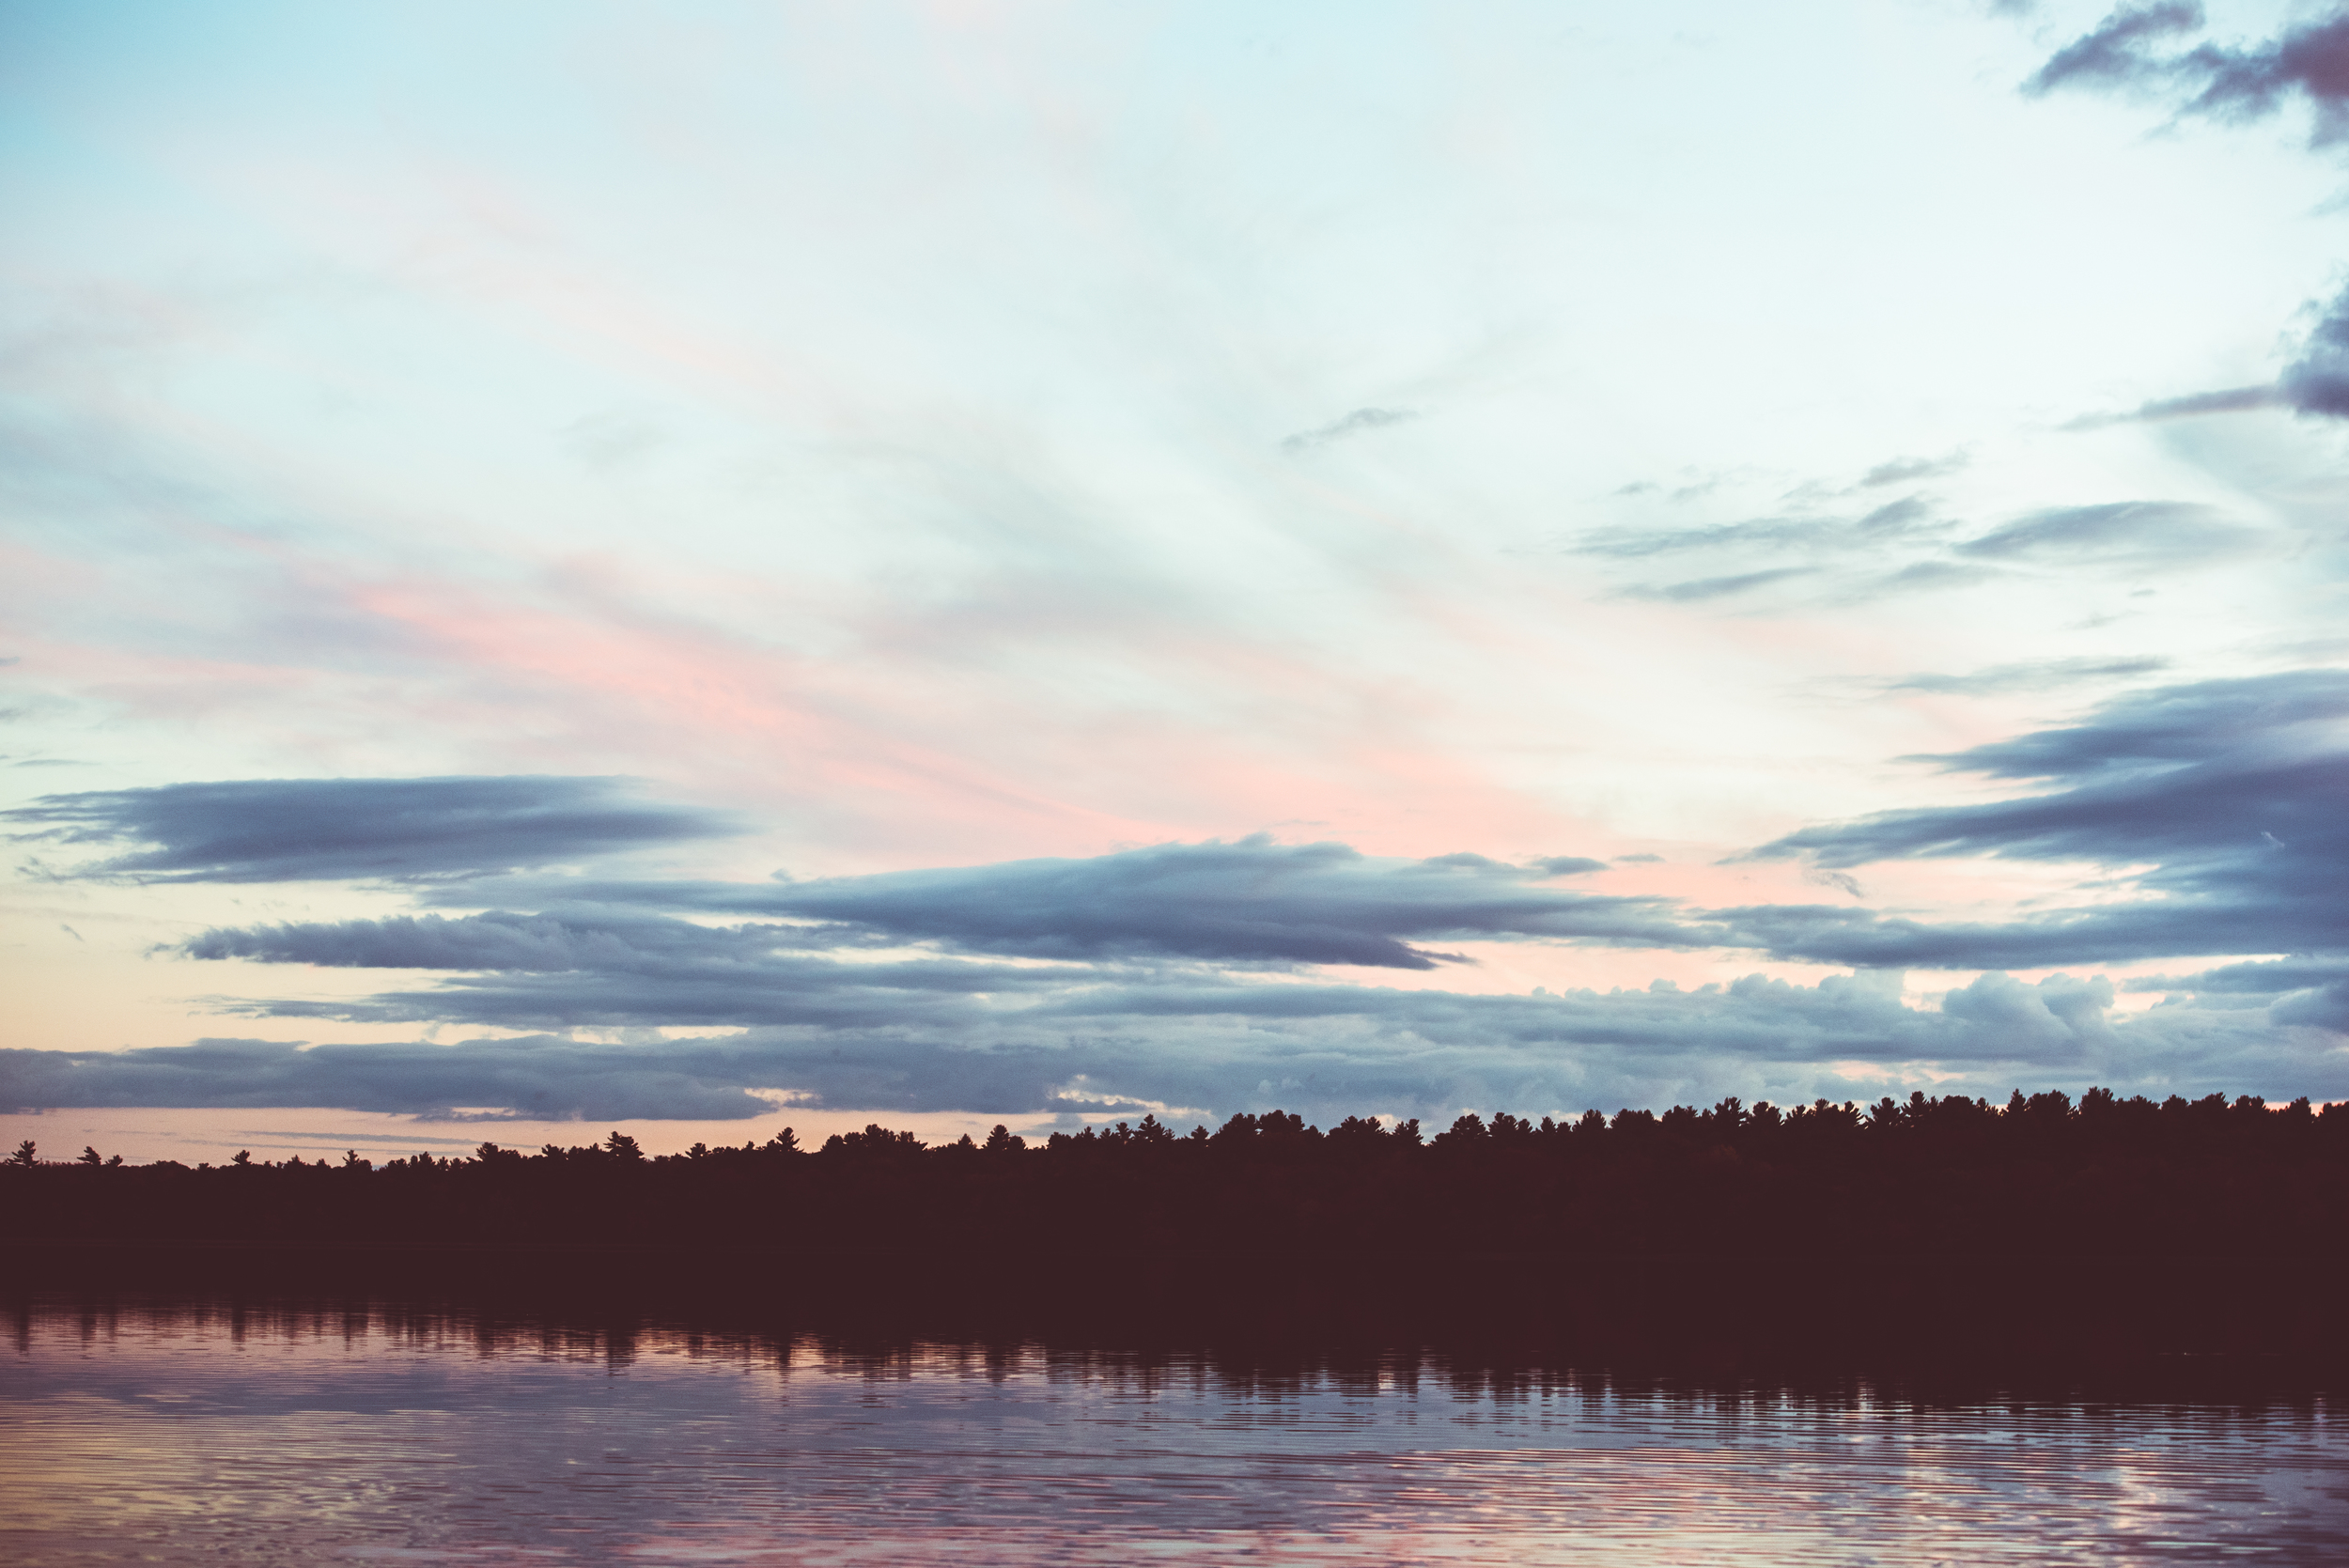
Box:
(8, 1089, 2345, 1260)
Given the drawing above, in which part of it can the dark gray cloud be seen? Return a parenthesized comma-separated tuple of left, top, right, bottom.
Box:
(186, 909, 832, 972)
(186, 900, 2177, 1033)
(1708, 899, 2325, 973)
(1893, 668, 2349, 782)
(2280, 284, 2349, 418)
(2183, 10, 2349, 145)
(2064, 384, 2282, 429)
(428, 838, 1682, 971)
(2025, 2, 2209, 99)
(0, 1035, 785, 1122)
(159, 670, 2348, 1030)
(4, 776, 738, 883)
(2116, 955, 2349, 1042)
(180, 909, 1081, 1032)
(188, 824, 2250, 1017)
(2124, 955, 2349, 998)
(148, 854, 2185, 1069)
(1527, 855, 1610, 877)
(2127, 955, 2349, 1034)
(1952, 501, 2263, 566)
(2026, 5, 2349, 146)
(188, 911, 637, 971)
(1280, 407, 1417, 453)
(2271, 981, 2349, 1032)
(1750, 670, 2349, 970)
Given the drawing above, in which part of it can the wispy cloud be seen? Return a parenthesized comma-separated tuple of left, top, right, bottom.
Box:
(1952, 501, 2265, 567)
(1280, 407, 1418, 454)
(1619, 567, 1819, 603)
(1858, 451, 1969, 488)
(1887, 656, 2171, 695)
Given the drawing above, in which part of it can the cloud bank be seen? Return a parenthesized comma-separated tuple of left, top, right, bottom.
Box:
(7, 671, 2344, 1123)
(1576, 485, 2267, 608)
(5, 965, 2329, 1126)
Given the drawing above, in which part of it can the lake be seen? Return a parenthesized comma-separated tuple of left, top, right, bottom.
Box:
(6, 1295, 2345, 1565)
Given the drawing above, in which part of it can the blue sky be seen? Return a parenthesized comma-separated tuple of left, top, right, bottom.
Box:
(5, 0, 2348, 1159)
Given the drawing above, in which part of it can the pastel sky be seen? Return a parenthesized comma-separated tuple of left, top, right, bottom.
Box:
(6, 0, 2348, 1162)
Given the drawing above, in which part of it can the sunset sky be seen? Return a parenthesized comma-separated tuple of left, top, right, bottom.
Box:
(5, 0, 2347, 1163)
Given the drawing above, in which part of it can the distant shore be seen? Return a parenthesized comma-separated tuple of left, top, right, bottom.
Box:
(11, 1089, 2343, 1379)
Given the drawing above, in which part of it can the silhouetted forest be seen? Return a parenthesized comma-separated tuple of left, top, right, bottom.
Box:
(9, 1089, 2347, 1261)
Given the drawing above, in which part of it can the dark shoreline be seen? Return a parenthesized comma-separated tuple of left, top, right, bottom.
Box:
(14, 1238, 2343, 1396)
(14, 1090, 2342, 1391)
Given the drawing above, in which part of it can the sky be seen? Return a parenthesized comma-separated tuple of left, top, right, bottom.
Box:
(4, 0, 2348, 1163)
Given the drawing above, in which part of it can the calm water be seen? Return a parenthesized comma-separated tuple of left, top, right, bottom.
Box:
(5, 1298, 2345, 1565)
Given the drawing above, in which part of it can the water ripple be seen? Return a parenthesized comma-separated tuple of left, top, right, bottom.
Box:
(3, 1300, 2342, 1565)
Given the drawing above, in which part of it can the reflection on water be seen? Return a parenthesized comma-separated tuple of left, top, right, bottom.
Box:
(4, 1297, 2344, 1565)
